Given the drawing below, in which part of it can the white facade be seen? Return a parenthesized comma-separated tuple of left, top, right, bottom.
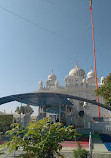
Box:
(38, 64, 111, 133)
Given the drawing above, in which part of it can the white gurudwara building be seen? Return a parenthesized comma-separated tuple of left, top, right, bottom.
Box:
(37, 64, 111, 133)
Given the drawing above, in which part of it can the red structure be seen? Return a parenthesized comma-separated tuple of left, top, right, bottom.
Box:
(89, 0, 100, 117)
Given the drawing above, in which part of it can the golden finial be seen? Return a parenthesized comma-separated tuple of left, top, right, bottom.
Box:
(89, 0, 92, 6)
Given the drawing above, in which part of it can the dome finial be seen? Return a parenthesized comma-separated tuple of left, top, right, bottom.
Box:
(52, 69, 53, 74)
(73, 60, 74, 66)
(76, 60, 78, 67)
(91, 66, 92, 70)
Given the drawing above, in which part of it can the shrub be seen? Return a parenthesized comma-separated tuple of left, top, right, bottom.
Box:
(73, 142, 89, 158)
(0, 117, 77, 158)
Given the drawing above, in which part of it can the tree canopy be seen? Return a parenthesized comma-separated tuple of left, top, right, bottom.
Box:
(0, 118, 77, 158)
(96, 73, 111, 106)
(15, 105, 34, 115)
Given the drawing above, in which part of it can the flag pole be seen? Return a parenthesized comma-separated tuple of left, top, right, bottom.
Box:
(89, 0, 100, 117)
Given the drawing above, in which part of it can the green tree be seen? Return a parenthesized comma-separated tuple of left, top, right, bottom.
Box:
(0, 121, 9, 134)
(73, 142, 89, 158)
(0, 115, 13, 134)
(96, 73, 111, 106)
(0, 118, 77, 158)
(15, 105, 34, 115)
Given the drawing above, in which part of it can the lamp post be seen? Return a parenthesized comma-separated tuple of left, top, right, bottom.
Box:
(20, 98, 23, 125)
(89, 132, 92, 158)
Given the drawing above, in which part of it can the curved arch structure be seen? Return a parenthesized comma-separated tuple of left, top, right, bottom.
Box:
(0, 92, 110, 111)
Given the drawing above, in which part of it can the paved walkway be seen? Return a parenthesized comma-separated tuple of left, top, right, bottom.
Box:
(92, 137, 111, 158)
(61, 137, 111, 158)
(0, 145, 110, 158)
(0, 135, 111, 158)
(92, 137, 107, 153)
(0, 149, 22, 158)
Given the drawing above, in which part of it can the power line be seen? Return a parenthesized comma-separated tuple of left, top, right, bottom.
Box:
(0, 6, 58, 36)
(0, 5, 73, 43)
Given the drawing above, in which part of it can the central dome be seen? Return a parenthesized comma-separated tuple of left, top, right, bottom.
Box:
(48, 73, 56, 80)
(69, 65, 85, 77)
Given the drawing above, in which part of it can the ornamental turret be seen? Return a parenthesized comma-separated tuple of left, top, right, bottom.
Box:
(39, 81, 43, 90)
(86, 67, 95, 84)
(46, 70, 59, 89)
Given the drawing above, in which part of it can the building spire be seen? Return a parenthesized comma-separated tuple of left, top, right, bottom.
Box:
(52, 69, 53, 74)
(76, 60, 78, 67)
(73, 60, 74, 67)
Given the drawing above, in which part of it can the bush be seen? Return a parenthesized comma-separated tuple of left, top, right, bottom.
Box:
(0, 117, 77, 158)
(0, 121, 10, 134)
(73, 142, 89, 158)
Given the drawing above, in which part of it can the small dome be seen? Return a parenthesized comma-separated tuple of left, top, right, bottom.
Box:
(87, 68, 95, 78)
(55, 81, 59, 87)
(48, 73, 56, 80)
(99, 76, 105, 86)
(101, 76, 105, 83)
(69, 65, 85, 77)
(39, 81, 43, 89)
(39, 81, 43, 85)
(65, 75, 69, 81)
(82, 78, 87, 83)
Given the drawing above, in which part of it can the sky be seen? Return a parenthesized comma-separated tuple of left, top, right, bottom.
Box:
(0, 0, 110, 114)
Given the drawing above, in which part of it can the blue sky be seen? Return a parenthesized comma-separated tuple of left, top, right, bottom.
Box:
(0, 0, 111, 114)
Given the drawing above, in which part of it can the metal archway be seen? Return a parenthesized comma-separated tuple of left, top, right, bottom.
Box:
(0, 92, 110, 111)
